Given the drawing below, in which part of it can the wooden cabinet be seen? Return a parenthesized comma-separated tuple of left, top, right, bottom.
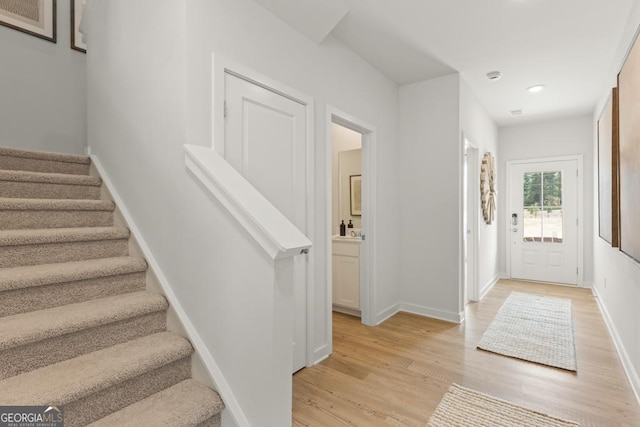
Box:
(332, 240, 360, 311)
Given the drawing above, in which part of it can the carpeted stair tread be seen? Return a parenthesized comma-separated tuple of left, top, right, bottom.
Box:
(88, 379, 224, 427)
(0, 257, 147, 292)
(0, 198, 114, 211)
(0, 170, 101, 186)
(0, 146, 91, 165)
(0, 332, 192, 405)
(0, 227, 129, 246)
(0, 291, 168, 351)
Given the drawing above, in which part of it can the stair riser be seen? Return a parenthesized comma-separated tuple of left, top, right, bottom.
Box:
(0, 156, 90, 176)
(196, 415, 222, 427)
(0, 211, 114, 230)
(0, 272, 146, 317)
(0, 312, 167, 379)
(0, 240, 129, 268)
(0, 181, 101, 200)
(65, 357, 192, 427)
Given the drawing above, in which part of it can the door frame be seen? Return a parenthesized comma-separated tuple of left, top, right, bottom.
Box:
(325, 106, 378, 330)
(505, 155, 584, 286)
(461, 136, 479, 303)
(211, 54, 316, 368)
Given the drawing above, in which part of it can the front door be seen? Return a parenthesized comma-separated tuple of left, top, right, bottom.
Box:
(509, 160, 579, 285)
(224, 72, 308, 373)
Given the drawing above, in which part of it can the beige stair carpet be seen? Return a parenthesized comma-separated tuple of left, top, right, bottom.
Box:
(0, 146, 223, 426)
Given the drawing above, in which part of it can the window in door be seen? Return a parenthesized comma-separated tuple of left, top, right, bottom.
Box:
(523, 171, 563, 243)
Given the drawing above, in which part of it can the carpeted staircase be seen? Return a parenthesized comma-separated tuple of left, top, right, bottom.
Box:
(0, 146, 224, 426)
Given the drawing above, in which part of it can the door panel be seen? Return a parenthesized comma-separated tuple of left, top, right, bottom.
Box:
(510, 160, 578, 285)
(225, 73, 308, 373)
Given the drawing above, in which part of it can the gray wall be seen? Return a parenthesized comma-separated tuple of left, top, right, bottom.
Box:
(0, 0, 86, 154)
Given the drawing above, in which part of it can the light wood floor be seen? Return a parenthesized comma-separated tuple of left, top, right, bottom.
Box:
(292, 280, 640, 426)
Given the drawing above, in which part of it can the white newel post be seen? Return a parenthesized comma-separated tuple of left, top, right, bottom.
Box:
(272, 257, 295, 425)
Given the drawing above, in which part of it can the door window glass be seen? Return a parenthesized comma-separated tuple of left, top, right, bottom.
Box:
(523, 171, 563, 243)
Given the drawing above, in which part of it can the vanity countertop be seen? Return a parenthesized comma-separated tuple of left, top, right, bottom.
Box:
(332, 235, 362, 243)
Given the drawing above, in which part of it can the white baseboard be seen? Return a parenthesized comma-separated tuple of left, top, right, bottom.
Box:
(375, 302, 462, 325)
(375, 303, 400, 325)
(479, 273, 503, 300)
(312, 350, 330, 366)
(312, 343, 330, 366)
(91, 155, 249, 427)
(400, 303, 463, 324)
(592, 286, 640, 405)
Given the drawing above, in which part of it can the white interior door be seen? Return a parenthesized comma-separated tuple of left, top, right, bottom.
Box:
(509, 160, 578, 285)
(224, 72, 308, 373)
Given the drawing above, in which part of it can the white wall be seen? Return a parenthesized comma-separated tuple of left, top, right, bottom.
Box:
(460, 79, 500, 297)
(591, 2, 640, 401)
(85, 0, 400, 424)
(331, 124, 362, 233)
(398, 74, 462, 321)
(498, 115, 594, 284)
(0, 0, 86, 154)
(185, 0, 401, 363)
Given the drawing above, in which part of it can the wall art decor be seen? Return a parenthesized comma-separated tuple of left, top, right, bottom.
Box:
(350, 175, 362, 216)
(597, 87, 619, 247)
(481, 152, 496, 224)
(70, 0, 85, 52)
(0, 0, 56, 42)
(617, 32, 640, 263)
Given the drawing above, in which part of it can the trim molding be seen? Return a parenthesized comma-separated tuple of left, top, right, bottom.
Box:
(91, 154, 250, 427)
(400, 303, 464, 324)
(375, 302, 463, 325)
(479, 273, 503, 300)
(375, 303, 400, 325)
(592, 286, 640, 405)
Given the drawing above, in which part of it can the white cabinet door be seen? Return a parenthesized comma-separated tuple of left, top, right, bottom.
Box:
(332, 254, 360, 309)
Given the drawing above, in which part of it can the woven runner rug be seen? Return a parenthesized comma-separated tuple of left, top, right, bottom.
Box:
(427, 384, 580, 426)
(477, 292, 576, 371)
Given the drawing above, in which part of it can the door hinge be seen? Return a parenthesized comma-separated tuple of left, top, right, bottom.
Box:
(576, 169, 578, 177)
(576, 218, 579, 226)
(223, 101, 228, 119)
(576, 267, 579, 275)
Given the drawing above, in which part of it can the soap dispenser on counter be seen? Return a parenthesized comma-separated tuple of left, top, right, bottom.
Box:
(339, 220, 346, 236)
(347, 220, 354, 229)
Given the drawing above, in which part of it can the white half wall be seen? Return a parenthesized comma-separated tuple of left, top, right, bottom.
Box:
(498, 115, 594, 285)
(0, 0, 86, 154)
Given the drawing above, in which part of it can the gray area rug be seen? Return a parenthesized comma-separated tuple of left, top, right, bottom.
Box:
(477, 292, 576, 371)
(427, 383, 580, 426)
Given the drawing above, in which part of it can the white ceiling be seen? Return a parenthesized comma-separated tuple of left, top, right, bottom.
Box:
(254, 0, 635, 126)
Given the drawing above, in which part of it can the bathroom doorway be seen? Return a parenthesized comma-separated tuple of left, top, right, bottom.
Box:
(326, 107, 378, 330)
(331, 123, 363, 318)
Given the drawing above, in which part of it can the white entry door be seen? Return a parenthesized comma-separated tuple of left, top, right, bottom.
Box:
(224, 72, 308, 373)
(509, 160, 579, 285)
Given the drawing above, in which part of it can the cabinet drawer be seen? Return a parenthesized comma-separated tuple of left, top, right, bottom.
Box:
(332, 241, 360, 257)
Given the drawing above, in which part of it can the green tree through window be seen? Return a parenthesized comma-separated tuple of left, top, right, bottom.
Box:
(523, 171, 563, 242)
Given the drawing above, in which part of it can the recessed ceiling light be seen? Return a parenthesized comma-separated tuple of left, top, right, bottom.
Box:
(527, 84, 545, 93)
(487, 71, 502, 81)
(511, 109, 523, 116)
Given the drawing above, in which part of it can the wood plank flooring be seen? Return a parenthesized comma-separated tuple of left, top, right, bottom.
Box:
(292, 279, 640, 426)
